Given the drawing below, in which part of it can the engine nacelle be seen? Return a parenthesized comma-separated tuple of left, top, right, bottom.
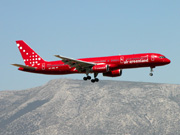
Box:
(103, 69, 122, 77)
(91, 64, 109, 73)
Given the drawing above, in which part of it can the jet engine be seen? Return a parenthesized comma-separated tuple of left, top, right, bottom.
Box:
(91, 64, 109, 73)
(103, 69, 122, 77)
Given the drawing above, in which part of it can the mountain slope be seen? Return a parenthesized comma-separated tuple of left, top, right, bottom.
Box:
(0, 79, 180, 135)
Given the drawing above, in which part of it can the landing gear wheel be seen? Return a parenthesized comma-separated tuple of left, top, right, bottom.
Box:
(149, 67, 155, 77)
(91, 79, 95, 83)
(87, 76, 91, 80)
(83, 77, 87, 81)
(95, 78, 99, 82)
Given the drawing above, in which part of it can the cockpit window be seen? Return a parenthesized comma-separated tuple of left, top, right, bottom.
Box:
(159, 56, 166, 58)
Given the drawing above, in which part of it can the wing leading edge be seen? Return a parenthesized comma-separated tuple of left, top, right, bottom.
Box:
(54, 55, 96, 72)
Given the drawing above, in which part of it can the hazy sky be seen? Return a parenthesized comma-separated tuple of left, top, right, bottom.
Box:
(1, 0, 179, 90)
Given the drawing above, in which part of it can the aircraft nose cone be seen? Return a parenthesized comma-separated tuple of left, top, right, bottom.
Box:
(168, 59, 171, 64)
(165, 59, 171, 64)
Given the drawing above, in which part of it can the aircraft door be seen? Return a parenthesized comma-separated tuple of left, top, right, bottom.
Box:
(120, 56, 124, 64)
(42, 63, 45, 70)
(151, 55, 155, 61)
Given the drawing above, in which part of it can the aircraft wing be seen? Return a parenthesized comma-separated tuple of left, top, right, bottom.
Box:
(54, 55, 96, 72)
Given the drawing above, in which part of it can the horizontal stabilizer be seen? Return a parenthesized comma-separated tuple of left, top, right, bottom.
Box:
(11, 64, 36, 71)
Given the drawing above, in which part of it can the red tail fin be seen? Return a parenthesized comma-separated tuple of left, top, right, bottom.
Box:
(16, 40, 46, 67)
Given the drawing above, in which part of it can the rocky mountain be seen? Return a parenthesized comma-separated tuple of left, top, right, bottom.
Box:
(0, 79, 180, 135)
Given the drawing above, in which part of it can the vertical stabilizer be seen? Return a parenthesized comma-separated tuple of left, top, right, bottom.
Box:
(16, 40, 46, 67)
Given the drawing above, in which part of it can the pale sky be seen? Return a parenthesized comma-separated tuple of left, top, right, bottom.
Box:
(1, 0, 180, 90)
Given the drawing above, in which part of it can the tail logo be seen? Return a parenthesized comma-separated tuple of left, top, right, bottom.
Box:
(16, 40, 45, 67)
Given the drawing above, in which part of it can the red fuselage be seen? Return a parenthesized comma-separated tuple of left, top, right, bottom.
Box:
(19, 53, 170, 75)
(13, 40, 170, 82)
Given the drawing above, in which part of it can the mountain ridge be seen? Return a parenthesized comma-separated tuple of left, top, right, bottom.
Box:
(0, 79, 180, 135)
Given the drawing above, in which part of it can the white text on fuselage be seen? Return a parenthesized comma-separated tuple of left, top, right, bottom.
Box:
(124, 55, 149, 64)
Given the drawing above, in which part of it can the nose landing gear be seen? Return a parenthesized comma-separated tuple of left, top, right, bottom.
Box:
(149, 67, 155, 76)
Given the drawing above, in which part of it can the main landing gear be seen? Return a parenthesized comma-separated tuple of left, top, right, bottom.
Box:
(91, 73, 99, 83)
(83, 76, 91, 80)
(149, 67, 155, 76)
(83, 73, 99, 83)
(91, 78, 99, 83)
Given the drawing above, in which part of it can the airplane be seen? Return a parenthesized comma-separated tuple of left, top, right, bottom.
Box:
(12, 40, 171, 83)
